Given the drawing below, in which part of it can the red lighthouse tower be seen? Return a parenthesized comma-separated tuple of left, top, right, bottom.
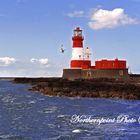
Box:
(70, 27, 91, 69)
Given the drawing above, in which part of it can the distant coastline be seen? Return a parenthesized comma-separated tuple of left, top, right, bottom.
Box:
(13, 75, 140, 100)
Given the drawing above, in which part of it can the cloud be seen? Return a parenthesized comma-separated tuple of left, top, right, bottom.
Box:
(67, 10, 85, 18)
(0, 57, 63, 77)
(0, 57, 16, 66)
(30, 58, 49, 66)
(88, 8, 139, 30)
(0, 60, 62, 77)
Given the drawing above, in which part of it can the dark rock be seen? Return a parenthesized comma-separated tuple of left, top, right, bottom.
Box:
(13, 78, 140, 100)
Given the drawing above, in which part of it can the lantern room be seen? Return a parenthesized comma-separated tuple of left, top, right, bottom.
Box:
(72, 27, 84, 48)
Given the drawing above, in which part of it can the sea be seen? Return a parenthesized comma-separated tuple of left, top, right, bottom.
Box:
(0, 79, 140, 140)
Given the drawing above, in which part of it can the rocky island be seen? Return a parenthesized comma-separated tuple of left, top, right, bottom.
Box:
(12, 27, 140, 100)
(13, 75, 140, 100)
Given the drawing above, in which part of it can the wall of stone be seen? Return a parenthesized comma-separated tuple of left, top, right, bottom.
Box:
(63, 68, 129, 80)
(63, 69, 82, 80)
(82, 69, 129, 80)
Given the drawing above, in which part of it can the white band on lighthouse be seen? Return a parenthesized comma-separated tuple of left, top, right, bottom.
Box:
(71, 48, 84, 60)
(84, 48, 91, 60)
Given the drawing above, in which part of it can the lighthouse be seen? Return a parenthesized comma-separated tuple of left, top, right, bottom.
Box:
(63, 27, 129, 80)
(70, 27, 91, 69)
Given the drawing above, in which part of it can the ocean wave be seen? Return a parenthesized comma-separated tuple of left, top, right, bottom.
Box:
(38, 106, 58, 114)
(72, 129, 82, 133)
(0, 134, 24, 139)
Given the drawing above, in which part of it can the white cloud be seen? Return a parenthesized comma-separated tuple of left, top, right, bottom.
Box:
(88, 8, 139, 30)
(0, 57, 16, 66)
(0, 57, 63, 77)
(67, 10, 85, 18)
(0, 61, 62, 77)
(30, 58, 49, 65)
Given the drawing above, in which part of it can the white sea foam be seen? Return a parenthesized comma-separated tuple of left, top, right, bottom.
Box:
(72, 129, 81, 133)
(29, 100, 36, 104)
(0, 134, 22, 139)
(1, 95, 16, 103)
(42, 106, 57, 113)
(57, 115, 65, 118)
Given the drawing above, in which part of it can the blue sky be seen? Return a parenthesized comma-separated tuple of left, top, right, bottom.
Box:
(0, 0, 140, 76)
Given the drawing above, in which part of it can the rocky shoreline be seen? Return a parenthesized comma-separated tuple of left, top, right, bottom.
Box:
(13, 77, 140, 100)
